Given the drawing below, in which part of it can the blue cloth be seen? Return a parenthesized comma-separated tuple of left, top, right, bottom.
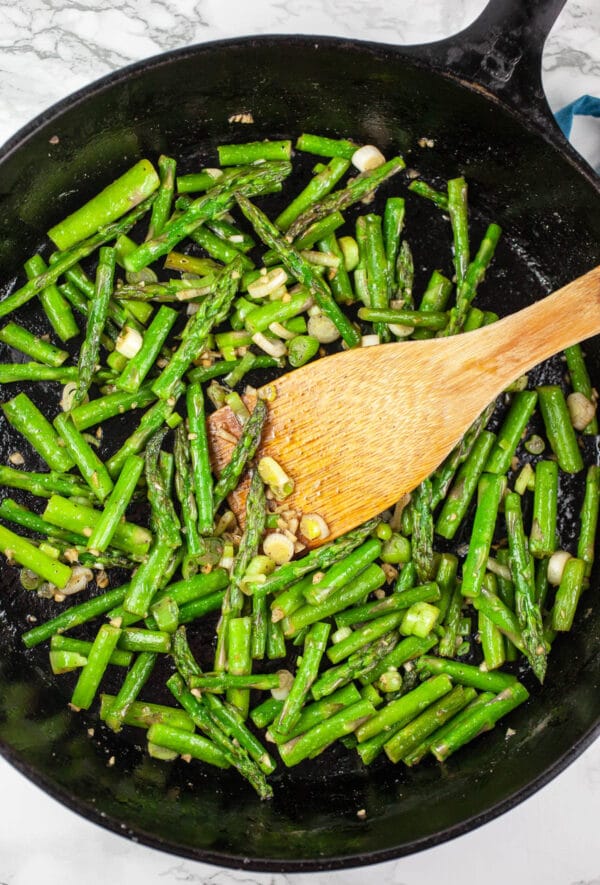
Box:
(554, 94, 600, 138)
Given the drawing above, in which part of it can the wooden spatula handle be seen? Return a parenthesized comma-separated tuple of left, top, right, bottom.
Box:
(459, 265, 600, 391)
(208, 264, 600, 545)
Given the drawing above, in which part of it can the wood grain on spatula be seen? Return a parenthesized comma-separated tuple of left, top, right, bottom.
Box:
(208, 265, 600, 545)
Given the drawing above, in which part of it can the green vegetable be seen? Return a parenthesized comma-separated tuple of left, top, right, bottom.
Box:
(0, 524, 72, 588)
(70, 624, 122, 710)
(505, 491, 547, 683)
(2, 393, 75, 473)
(24, 253, 79, 342)
(0, 321, 69, 366)
(430, 683, 529, 761)
(0, 132, 594, 799)
(537, 385, 584, 473)
(276, 622, 331, 735)
(86, 455, 145, 553)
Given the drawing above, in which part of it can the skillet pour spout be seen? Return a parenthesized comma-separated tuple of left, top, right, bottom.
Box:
(0, 0, 599, 871)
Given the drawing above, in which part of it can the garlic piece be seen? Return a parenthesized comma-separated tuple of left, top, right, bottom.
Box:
(115, 325, 143, 359)
(547, 550, 572, 586)
(352, 144, 386, 172)
(62, 566, 94, 596)
(271, 669, 294, 700)
(300, 513, 330, 542)
(567, 391, 596, 431)
(263, 532, 295, 564)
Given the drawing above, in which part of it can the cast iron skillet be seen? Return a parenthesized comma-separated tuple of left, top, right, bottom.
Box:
(0, 0, 599, 871)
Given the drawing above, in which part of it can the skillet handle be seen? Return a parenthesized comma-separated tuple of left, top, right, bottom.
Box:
(405, 0, 566, 139)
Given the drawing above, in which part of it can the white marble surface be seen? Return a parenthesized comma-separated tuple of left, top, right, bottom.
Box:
(0, 1, 599, 883)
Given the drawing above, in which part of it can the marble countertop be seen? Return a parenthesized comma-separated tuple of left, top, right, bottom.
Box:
(0, 1, 599, 883)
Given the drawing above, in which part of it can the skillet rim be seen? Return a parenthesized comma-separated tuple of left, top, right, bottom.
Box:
(0, 31, 599, 872)
(1, 31, 599, 190)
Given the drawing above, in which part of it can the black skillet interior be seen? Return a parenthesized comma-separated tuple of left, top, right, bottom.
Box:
(0, 0, 599, 871)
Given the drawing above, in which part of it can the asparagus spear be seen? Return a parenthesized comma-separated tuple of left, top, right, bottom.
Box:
(278, 699, 376, 767)
(0, 196, 156, 320)
(0, 524, 72, 588)
(436, 431, 497, 540)
(212, 398, 267, 511)
(0, 498, 88, 548)
(51, 635, 132, 668)
(295, 133, 358, 160)
(145, 429, 181, 548)
(564, 344, 598, 434)
(552, 557, 586, 631)
(275, 621, 331, 735)
(443, 223, 502, 337)
(276, 157, 350, 231)
(303, 537, 382, 606)
(146, 155, 177, 239)
(122, 539, 173, 617)
(86, 454, 145, 553)
(334, 582, 440, 628)
(384, 685, 476, 764)
(484, 391, 537, 476)
(151, 255, 244, 401)
(106, 392, 182, 478)
(73, 246, 116, 407)
(218, 140, 292, 166)
(395, 240, 414, 307)
(0, 321, 68, 366)
(49, 160, 160, 250)
(283, 564, 386, 637)
(170, 632, 274, 794)
(0, 363, 78, 383)
(184, 383, 214, 538)
(24, 253, 79, 342)
(99, 694, 194, 732)
(22, 583, 130, 648)
(70, 624, 122, 710)
(430, 682, 529, 761)
(147, 723, 230, 768)
(383, 196, 405, 294)
(356, 674, 453, 744)
(173, 421, 204, 573)
(53, 412, 114, 503)
(225, 616, 253, 717)
(42, 494, 151, 558)
(363, 213, 391, 341)
(447, 177, 470, 286)
(408, 179, 449, 210)
(538, 385, 584, 473)
(412, 479, 435, 583)
(104, 651, 157, 732)
(215, 469, 266, 670)
(460, 474, 505, 599)
(115, 305, 177, 393)
(268, 684, 362, 743)
(286, 156, 405, 239)
(578, 465, 600, 577)
(236, 194, 360, 347)
(404, 691, 495, 766)
(123, 161, 291, 272)
(70, 386, 156, 431)
(505, 491, 548, 683)
(248, 518, 380, 599)
(529, 460, 559, 559)
(2, 393, 75, 473)
(327, 612, 404, 664)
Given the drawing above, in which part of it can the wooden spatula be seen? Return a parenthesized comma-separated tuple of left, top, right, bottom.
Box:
(208, 265, 600, 544)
